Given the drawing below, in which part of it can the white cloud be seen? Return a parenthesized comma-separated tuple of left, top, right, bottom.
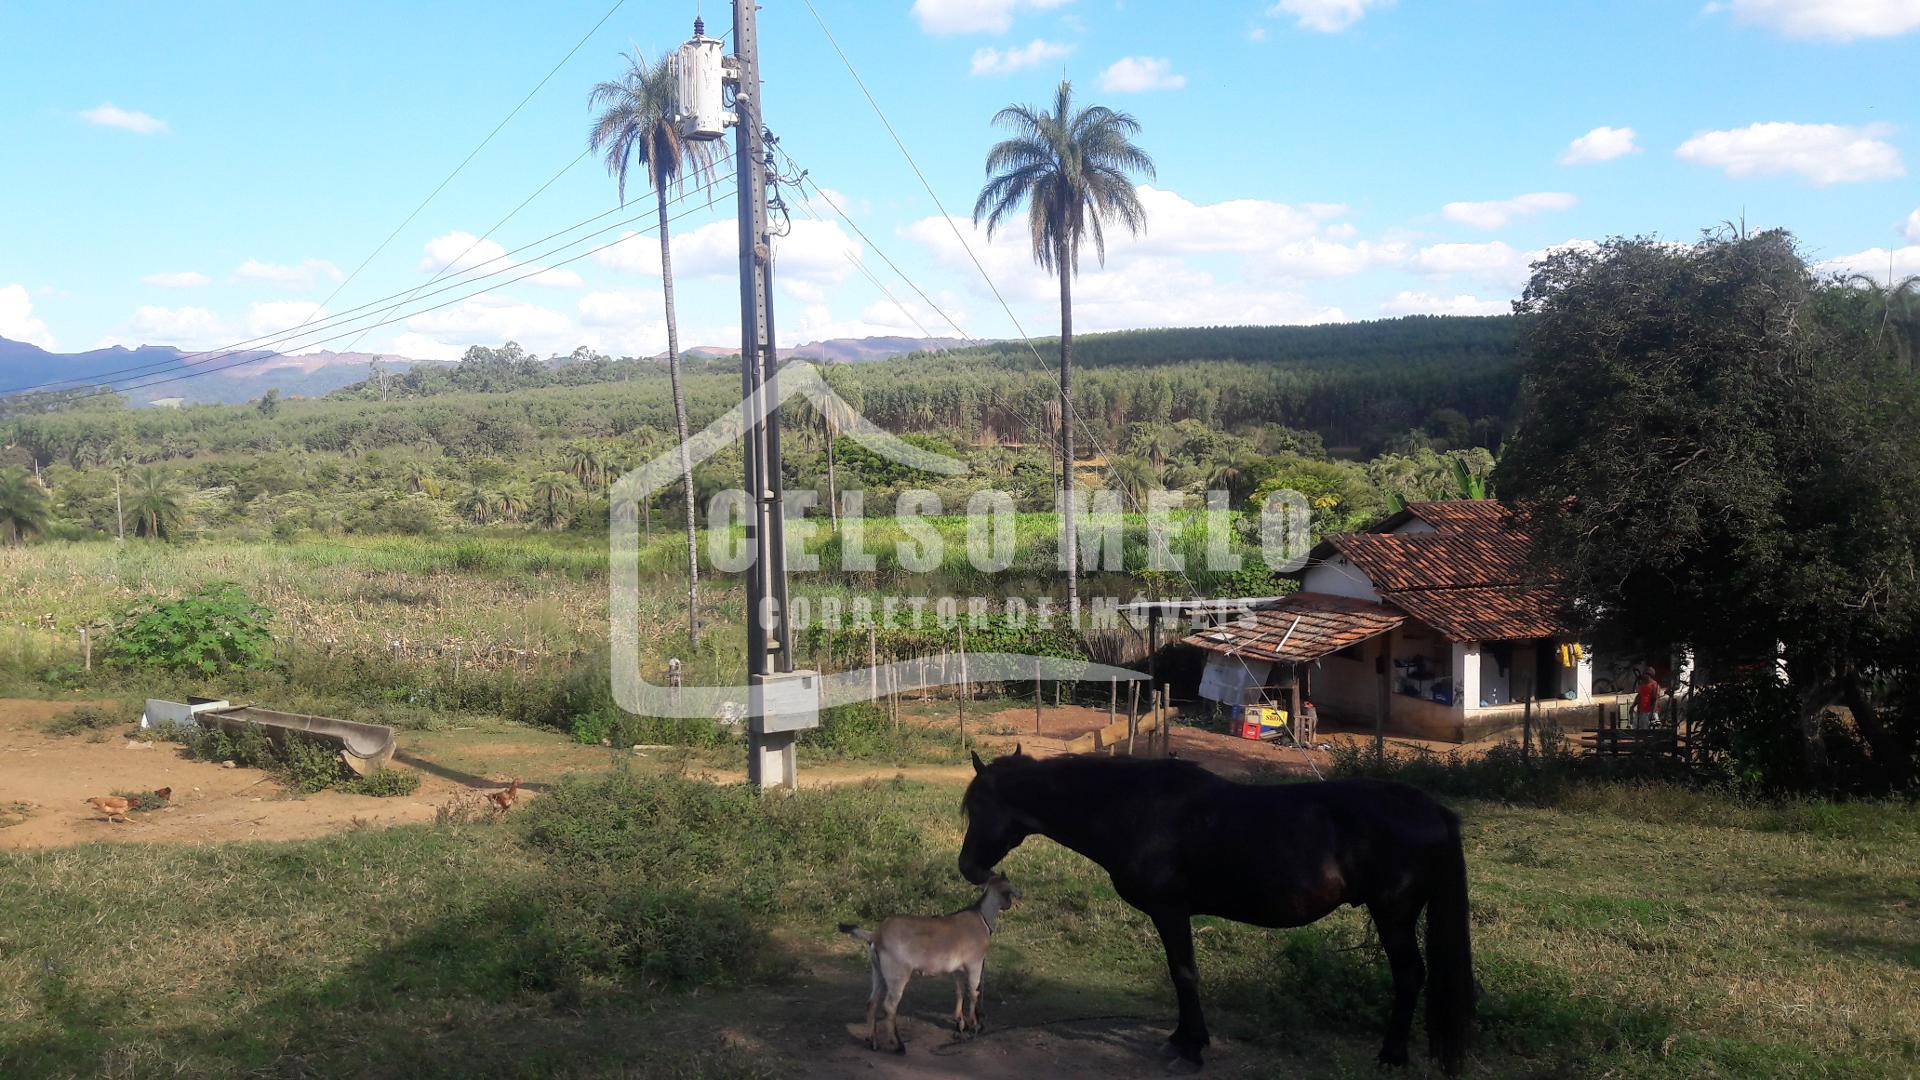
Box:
(1675, 122, 1905, 185)
(1906, 209, 1920, 242)
(911, 0, 1072, 35)
(79, 103, 168, 134)
(1258, 238, 1407, 279)
(0, 284, 57, 349)
(1441, 193, 1577, 230)
(528, 267, 585, 288)
(1129, 186, 1340, 254)
(1705, 0, 1920, 41)
(970, 38, 1073, 76)
(244, 301, 328, 341)
(386, 332, 466, 364)
(235, 257, 345, 289)
(1409, 241, 1524, 280)
(1818, 245, 1920, 280)
(1097, 56, 1186, 92)
(592, 231, 663, 275)
(1559, 126, 1640, 165)
(114, 306, 228, 350)
(1380, 291, 1509, 317)
(403, 295, 577, 356)
(418, 231, 508, 275)
(140, 270, 211, 289)
(1268, 0, 1394, 33)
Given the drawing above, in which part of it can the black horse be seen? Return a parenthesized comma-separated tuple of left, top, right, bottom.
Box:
(959, 749, 1473, 1073)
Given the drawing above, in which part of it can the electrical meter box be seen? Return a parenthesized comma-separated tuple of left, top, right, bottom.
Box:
(750, 670, 820, 734)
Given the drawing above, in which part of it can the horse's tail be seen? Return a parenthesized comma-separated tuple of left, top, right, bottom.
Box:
(838, 922, 874, 945)
(1425, 808, 1475, 1076)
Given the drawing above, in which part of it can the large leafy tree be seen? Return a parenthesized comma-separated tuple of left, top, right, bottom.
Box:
(589, 48, 723, 644)
(0, 468, 53, 544)
(975, 80, 1154, 619)
(1498, 230, 1920, 789)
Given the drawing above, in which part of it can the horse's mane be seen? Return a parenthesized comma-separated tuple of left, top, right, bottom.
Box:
(966, 752, 1217, 809)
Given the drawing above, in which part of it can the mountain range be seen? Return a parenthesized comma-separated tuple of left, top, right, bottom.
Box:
(0, 334, 972, 407)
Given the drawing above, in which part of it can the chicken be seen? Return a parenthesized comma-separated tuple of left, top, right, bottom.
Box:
(151, 787, 172, 802)
(85, 795, 133, 822)
(487, 778, 521, 813)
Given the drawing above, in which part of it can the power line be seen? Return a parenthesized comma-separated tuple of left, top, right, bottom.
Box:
(337, 149, 594, 356)
(46, 188, 735, 403)
(297, 0, 630, 342)
(2, 171, 729, 397)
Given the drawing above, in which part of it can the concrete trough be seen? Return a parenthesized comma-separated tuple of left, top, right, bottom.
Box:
(144, 698, 397, 776)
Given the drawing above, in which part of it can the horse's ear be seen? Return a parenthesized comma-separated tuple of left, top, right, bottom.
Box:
(971, 750, 988, 774)
(1013, 743, 1025, 758)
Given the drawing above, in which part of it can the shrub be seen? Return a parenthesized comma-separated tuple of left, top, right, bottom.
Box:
(340, 768, 422, 797)
(104, 583, 275, 675)
(42, 704, 128, 738)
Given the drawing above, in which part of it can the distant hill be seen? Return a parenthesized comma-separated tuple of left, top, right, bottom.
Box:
(0, 337, 438, 406)
(678, 336, 978, 363)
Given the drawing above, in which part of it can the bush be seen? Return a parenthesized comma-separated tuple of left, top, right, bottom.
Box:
(179, 723, 355, 794)
(340, 768, 422, 797)
(42, 704, 129, 738)
(104, 583, 275, 675)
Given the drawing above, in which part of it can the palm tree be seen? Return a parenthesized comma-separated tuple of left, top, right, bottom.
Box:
(1108, 454, 1162, 508)
(458, 485, 498, 526)
(563, 442, 607, 491)
(590, 48, 724, 645)
(0, 468, 53, 544)
(975, 80, 1154, 619)
(497, 486, 530, 524)
(126, 466, 183, 541)
(530, 472, 582, 530)
(1845, 272, 1920, 373)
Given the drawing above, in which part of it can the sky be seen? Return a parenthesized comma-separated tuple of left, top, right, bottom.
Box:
(1, 0, 1917, 365)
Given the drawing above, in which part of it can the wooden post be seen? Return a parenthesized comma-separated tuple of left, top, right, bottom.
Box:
(1034, 658, 1043, 735)
(1109, 678, 1117, 726)
(1522, 693, 1534, 762)
(869, 625, 878, 702)
(80, 626, 91, 672)
(1127, 680, 1139, 755)
(1288, 675, 1303, 748)
(957, 623, 968, 747)
(1162, 682, 1174, 756)
(888, 664, 899, 732)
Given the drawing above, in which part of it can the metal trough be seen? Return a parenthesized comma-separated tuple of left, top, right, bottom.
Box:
(146, 698, 397, 776)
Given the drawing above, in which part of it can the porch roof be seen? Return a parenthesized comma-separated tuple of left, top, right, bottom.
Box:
(1178, 592, 1406, 664)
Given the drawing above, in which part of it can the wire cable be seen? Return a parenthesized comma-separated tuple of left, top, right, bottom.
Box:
(1, 171, 729, 397)
(45, 188, 734, 403)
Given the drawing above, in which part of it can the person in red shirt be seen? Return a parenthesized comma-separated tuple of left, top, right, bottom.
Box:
(1632, 669, 1663, 730)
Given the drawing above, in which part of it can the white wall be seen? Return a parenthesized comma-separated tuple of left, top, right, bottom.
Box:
(1301, 556, 1380, 602)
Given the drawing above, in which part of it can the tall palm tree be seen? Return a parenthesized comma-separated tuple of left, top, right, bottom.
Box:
(126, 466, 183, 541)
(563, 442, 608, 491)
(0, 468, 53, 544)
(975, 80, 1154, 619)
(530, 472, 582, 531)
(589, 49, 723, 645)
(458, 485, 498, 526)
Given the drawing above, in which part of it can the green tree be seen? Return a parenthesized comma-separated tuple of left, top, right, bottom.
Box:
(0, 468, 53, 543)
(530, 471, 582, 530)
(256, 388, 280, 418)
(126, 466, 184, 541)
(1498, 230, 1919, 789)
(975, 80, 1154, 618)
(589, 48, 723, 644)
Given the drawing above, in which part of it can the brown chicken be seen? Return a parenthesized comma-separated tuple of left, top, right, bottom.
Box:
(487, 778, 522, 813)
(85, 795, 133, 822)
(151, 787, 173, 802)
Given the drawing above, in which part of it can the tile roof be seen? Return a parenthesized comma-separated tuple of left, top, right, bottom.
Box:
(1179, 592, 1406, 664)
(1315, 500, 1573, 642)
(1383, 585, 1569, 643)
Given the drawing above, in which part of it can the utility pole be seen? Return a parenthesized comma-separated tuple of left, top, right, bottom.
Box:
(726, 1, 815, 790)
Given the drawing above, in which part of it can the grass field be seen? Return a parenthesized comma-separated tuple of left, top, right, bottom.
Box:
(3, 767, 1914, 1080)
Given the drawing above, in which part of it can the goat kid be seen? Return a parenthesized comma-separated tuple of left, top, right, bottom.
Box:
(838, 873, 1020, 1053)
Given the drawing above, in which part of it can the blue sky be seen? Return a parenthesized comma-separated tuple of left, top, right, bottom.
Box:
(2, 0, 1916, 363)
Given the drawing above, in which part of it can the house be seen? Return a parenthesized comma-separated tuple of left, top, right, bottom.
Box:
(1180, 499, 1622, 742)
